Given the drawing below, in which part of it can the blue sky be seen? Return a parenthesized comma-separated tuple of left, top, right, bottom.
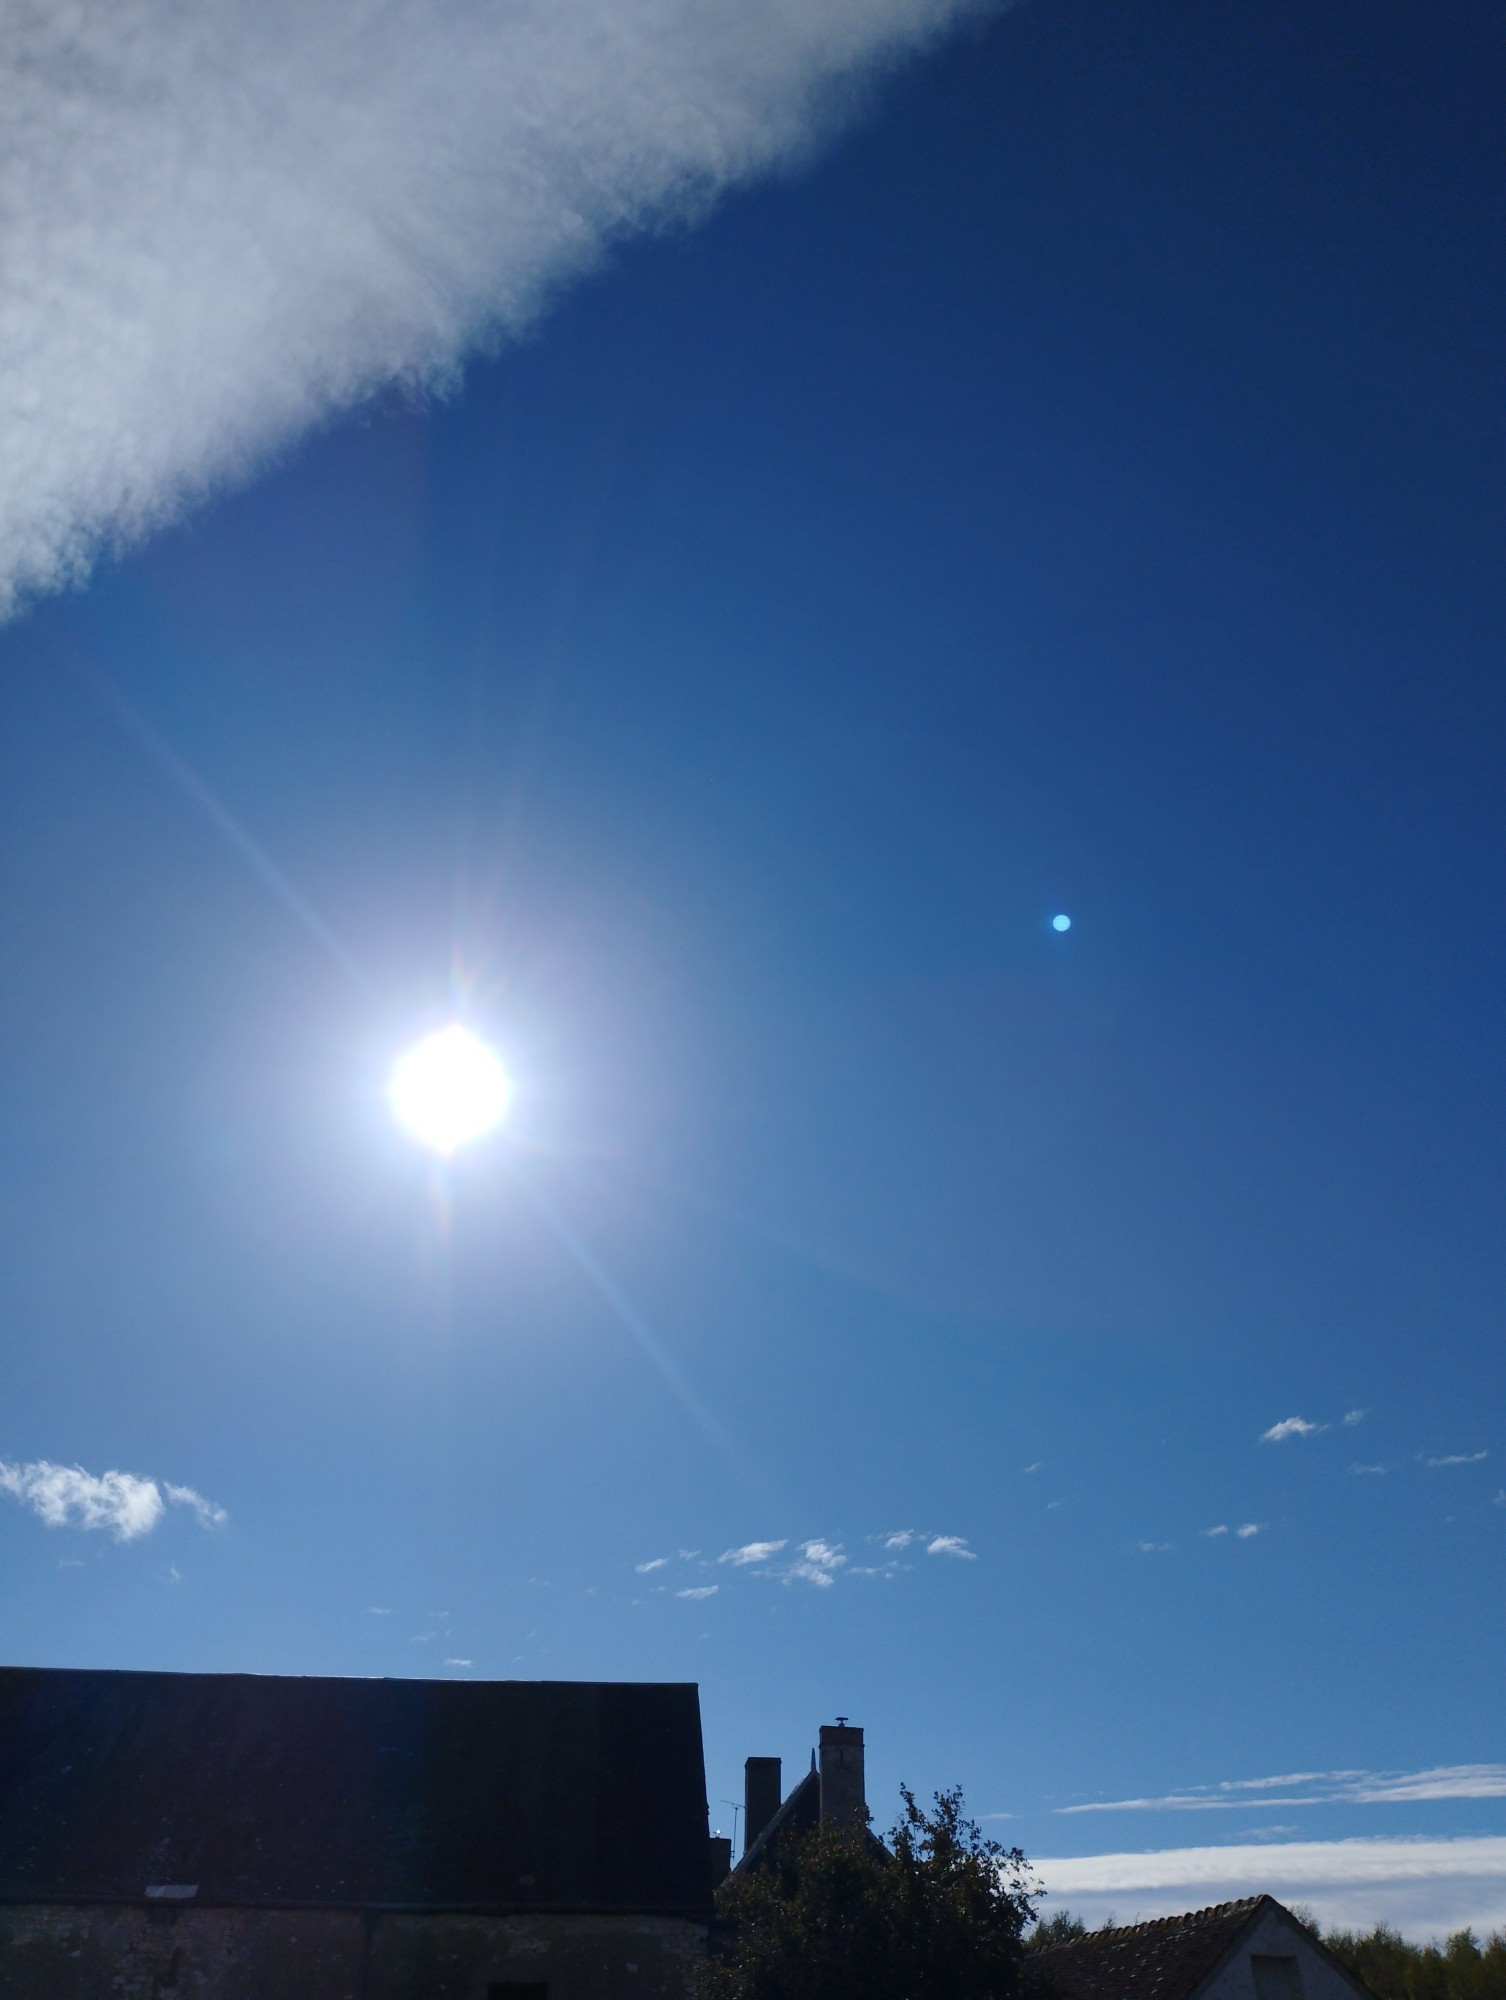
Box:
(1, 0, 1502, 1940)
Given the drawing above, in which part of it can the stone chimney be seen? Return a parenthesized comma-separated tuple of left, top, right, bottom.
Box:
(744, 1756, 782, 1855)
(818, 1719, 865, 1830)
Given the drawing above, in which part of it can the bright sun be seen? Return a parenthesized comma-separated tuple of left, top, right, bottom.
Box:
(389, 1024, 513, 1156)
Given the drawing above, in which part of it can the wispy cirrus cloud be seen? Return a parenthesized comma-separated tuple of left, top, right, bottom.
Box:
(635, 1556, 671, 1573)
(1056, 1764, 1506, 1816)
(1260, 1416, 1327, 1443)
(0, 0, 994, 617)
(1343, 1408, 1369, 1426)
(1427, 1451, 1488, 1468)
(1035, 1836, 1506, 1940)
(0, 1458, 226, 1541)
(163, 1483, 228, 1529)
(676, 1584, 718, 1601)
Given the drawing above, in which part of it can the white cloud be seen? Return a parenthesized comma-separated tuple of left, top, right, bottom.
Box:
(1343, 1409, 1369, 1426)
(719, 1540, 787, 1566)
(367, 1605, 392, 1615)
(1235, 1523, 1263, 1540)
(676, 1584, 718, 1600)
(1350, 1464, 1387, 1477)
(1135, 1541, 1173, 1554)
(1495, 1490, 1505, 1508)
(1260, 1417, 1327, 1443)
(883, 1530, 917, 1549)
(786, 1538, 847, 1587)
(635, 1556, 671, 1573)
(444, 1657, 472, 1667)
(1427, 1451, 1488, 1467)
(0, 1457, 202, 1541)
(1034, 1836, 1506, 1941)
(1056, 1764, 1506, 1816)
(0, 0, 993, 617)
(926, 1534, 976, 1559)
(798, 1538, 845, 1568)
(164, 1483, 228, 1529)
(1202, 1525, 1228, 1538)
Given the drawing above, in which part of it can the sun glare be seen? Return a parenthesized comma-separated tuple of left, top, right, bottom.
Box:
(389, 1024, 512, 1156)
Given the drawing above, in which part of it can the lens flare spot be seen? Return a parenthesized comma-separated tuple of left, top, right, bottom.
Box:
(389, 1024, 512, 1155)
(1052, 913, 1072, 933)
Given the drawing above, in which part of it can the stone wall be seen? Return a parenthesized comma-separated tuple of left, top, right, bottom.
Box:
(0, 1902, 708, 2000)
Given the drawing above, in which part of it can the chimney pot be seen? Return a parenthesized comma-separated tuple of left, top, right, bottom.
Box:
(818, 1720, 865, 1830)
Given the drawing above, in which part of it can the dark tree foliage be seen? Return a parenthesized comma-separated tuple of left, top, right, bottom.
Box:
(699, 1786, 1038, 2000)
(1320, 1923, 1506, 2000)
(1026, 1911, 1088, 1950)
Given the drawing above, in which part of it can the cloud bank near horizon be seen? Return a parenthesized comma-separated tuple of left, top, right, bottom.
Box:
(0, 1458, 226, 1540)
(0, 0, 994, 617)
(1036, 1836, 1506, 1941)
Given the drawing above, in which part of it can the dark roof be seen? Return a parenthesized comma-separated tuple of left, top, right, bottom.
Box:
(735, 1766, 821, 1874)
(734, 1766, 890, 1877)
(1031, 1898, 1269, 2000)
(0, 1667, 713, 1916)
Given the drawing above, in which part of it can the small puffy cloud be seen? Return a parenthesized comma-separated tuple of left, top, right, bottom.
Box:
(883, 1530, 917, 1549)
(164, 1483, 228, 1529)
(1343, 1409, 1369, 1426)
(799, 1539, 845, 1568)
(444, 1657, 473, 1667)
(0, 1458, 168, 1540)
(676, 1584, 718, 1600)
(1235, 1523, 1263, 1540)
(1428, 1451, 1488, 1468)
(635, 1556, 671, 1573)
(787, 1538, 847, 1588)
(926, 1534, 976, 1559)
(1202, 1525, 1229, 1538)
(719, 1540, 787, 1567)
(1136, 1541, 1173, 1554)
(367, 1606, 392, 1615)
(1261, 1417, 1327, 1443)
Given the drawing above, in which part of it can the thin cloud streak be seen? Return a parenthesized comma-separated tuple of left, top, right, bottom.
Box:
(0, 0, 994, 615)
(1057, 1764, 1506, 1815)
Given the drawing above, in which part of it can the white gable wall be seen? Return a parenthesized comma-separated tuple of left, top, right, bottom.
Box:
(1200, 1905, 1369, 2000)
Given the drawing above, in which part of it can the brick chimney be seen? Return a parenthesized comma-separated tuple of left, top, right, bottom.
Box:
(818, 1719, 865, 1830)
(744, 1756, 782, 1855)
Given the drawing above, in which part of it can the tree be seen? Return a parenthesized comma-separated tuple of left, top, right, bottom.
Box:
(1026, 1911, 1088, 1950)
(699, 1785, 1038, 2000)
(1319, 1921, 1506, 2000)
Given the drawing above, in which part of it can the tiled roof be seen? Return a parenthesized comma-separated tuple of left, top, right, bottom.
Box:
(1031, 1897, 1269, 2000)
(0, 1667, 714, 1915)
